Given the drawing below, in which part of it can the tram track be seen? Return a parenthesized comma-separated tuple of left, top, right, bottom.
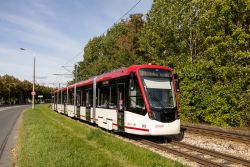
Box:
(137, 139, 250, 167)
(54, 111, 250, 166)
(181, 125, 250, 145)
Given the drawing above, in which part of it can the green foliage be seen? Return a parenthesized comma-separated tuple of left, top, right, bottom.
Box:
(73, 1, 250, 127)
(76, 14, 146, 80)
(140, 0, 250, 127)
(0, 75, 53, 104)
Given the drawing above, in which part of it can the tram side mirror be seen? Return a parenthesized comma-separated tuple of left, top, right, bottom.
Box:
(176, 81, 180, 92)
(173, 74, 180, 92)
(173, 74, 178, 80)
(130, 72, 135, 91)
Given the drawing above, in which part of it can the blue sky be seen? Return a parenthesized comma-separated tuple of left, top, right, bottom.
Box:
(0, 0, 152, 87)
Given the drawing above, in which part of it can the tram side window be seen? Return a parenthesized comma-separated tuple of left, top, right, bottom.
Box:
(85, 89, 93, 107)
(58, 93, 61, 104)
(63, 92, 67, 104)
(76, 91, 81, 106)
(57, 93, 60, 104)
(89, 90, 93, 107)
(53, 94, 55, 103)
(109, 85, 117, 109)
(68, 90, 74, 105)
(81, 91, 86, 106)
(128, 78, 146, 115)
(72, 93, 75, 105)
(98, 86, 109, 108)
(55, 93, 57, 103)
(67, 92, 71, 105)
(59, 92, 63, 104)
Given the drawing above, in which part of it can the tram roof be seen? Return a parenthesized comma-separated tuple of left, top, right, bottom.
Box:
(54, 64, 172, 93)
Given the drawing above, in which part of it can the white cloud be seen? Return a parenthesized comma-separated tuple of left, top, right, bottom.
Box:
(0, 0, 153, 86)
(0, 12, 81, 56)
(0, 10, 83, 84)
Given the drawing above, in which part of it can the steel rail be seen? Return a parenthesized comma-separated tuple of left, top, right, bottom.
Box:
(140, 139, 224, 167)
(172, 141, 250, 167)
(182, 125, 250, 144)
(139, 139, 250, 167)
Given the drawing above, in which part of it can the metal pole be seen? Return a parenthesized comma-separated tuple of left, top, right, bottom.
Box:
(74, 84, 76, 115)
(61, 88, 63, 105)
(20, 48, 35, 108)
(8, 84, 10, 104)
(32, 56, 35, 110)
(74, 65, 78, 115)
(57, 83, 60, 105)
(67, 87, 68, 105)
(75, 64, 78, 83)
(93, 77, 96, 123)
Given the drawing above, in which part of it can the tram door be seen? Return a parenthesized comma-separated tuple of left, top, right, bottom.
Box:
(76, 91, 81, 119)
(63, 93, 66, 114)
(117, 83, 125, 131)
(55, 93, 58, 111)
(53, 93, 56, 111)
(85, 90, 91, 121)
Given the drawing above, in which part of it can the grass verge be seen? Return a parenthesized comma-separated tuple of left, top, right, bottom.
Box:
(17, 104, 185, 167)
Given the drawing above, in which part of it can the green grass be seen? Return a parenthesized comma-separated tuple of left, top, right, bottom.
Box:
(17, 104, 185, 167)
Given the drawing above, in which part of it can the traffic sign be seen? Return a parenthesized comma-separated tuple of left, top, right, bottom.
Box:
(31, 91, 36, 96)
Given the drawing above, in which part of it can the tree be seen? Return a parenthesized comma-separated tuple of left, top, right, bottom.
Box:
(139, 0, 250, 127)
(0, 75, 53, 105)
(77, 14, 146, 80)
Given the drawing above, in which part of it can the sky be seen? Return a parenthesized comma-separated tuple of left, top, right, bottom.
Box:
(0, 0, 152, 87)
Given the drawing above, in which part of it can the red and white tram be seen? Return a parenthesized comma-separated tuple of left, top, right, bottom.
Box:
(53, 64, 180, 136)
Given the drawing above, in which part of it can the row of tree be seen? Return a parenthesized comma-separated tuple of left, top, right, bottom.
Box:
(74, 0, 249, 127)
(0, 75, 53, 105)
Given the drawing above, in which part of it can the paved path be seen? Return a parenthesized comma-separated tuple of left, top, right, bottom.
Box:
(0, 105, 30, 167)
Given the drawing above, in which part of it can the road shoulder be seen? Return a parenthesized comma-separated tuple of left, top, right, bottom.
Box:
(0, 109, 24, 167)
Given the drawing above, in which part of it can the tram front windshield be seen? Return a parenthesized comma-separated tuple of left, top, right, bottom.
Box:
(139, 68, 176, 109)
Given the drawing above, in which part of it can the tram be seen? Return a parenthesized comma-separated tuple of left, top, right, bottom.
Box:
(52, 64, 180, 136)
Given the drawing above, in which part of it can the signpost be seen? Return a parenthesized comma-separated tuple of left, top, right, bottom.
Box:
(38, 95, 43, 103)
(32, 56, 35, 110)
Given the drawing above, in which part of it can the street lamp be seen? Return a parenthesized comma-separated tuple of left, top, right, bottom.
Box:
(20, 48, 36, 110)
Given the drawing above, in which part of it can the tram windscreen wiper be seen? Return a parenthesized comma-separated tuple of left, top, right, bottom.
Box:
(143, 83, 165, 109)
(148, 91, 165, 108)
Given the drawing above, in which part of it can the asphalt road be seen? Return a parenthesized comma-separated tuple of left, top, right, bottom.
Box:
(0, 105, 30, 166)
